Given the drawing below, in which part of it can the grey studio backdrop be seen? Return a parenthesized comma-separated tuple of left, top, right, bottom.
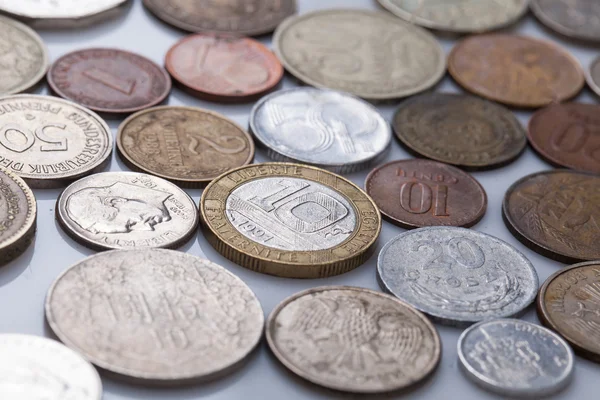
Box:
(0, 1, 598, 399)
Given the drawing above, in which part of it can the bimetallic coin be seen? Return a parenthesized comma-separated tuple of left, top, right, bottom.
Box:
(56, 172, 199, 251)
(377, 227, 538, 326)
(274, 9, 446, 100)
(531, 0, 600, 42)
(200, 163, 381, 279)
(0, 334, 102, 399)
(586, 56, 600, 98)
(503, 170, 600, 263)
(250, 88, 391, 173)
(0, 95, 112, 188)
(45, 249, 264, 384)
(117, 106, 255, 187)
(266, 286, 441, 393)
(458, 319, 574, 397)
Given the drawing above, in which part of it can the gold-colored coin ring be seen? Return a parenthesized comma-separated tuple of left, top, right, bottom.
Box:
(200, 163, 382, 279)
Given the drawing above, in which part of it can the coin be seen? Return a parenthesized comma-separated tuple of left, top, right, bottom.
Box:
(586, 56, 600, 98)
(45, 249, 264, 384)
(458, 319, 574, 397)
(0, 95, 113, 188)
(266, 286, 441, 393)
(143, 0, 296, 36)
(56, 172, 199, 251)
(250, 88, 391, 173)
(0, 334, 102, 399)
(117, 106, 255, 187)
(448, 34, 585, 108)
(47, 48, 171, 114)
(531, 0, 600, 42)
(528, 103, 600, 174)
(393, 94, 527, 169)
(503, 170, 600, 263)
(200, 163, 381, 279)
(273, 9, 446, 101)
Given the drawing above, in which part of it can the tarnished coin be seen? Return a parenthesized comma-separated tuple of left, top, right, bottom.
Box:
(365, 159, 487, 229)
(0, 334, 102, 399)
(117, 106, 255, 187)
(250, 88, 391, 173)
(377, 227, 538, 326)
(56, 172, 199, 251)
(586, 56, 600, 98)
(143, 0, 296, 36)
(503, 170, 600, 263)
(200, 163, 381, 279)
(48, 48, 171, 114)
(266, 286, 441, 393)
(528, 103, 600, 173)
(531, 0, 600, 42)
(449, 34, 585, 108)
(0, 94, 112, 188)
(458, 319, 574, 397)
(393, 94, 527, 169)
(45, 249, 264, 384)
(273, 9, 446, 100)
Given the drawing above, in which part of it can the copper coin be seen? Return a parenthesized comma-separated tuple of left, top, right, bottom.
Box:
(47, 48, 171, 114)
(528, 103, 600, 174)
(503, 170, 600, 263)
(365, 159, 487, 229)
(165, 34, 283, 103)
(531, 0, 600, 43)
(448, 34, 585, 108)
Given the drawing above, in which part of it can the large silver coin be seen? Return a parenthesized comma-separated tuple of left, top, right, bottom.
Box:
(56, 172, 198, 251)
(458, 319, 574, 397)
(266, 286, 441, 393)
(531, 0, 600, 43)
(0, 333, 102, 399)
(249, 88, 391, 173)
(45, 249, 264, 384)
(377, 227, 538, 326)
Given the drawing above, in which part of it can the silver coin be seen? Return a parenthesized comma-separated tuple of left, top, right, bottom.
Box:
(458, 319, 574, 397)
(56, 172, 199, 251)
(0, 333, 102, 399)
(266, 286, 441, 393)
(377, 227, 538, 326)
(249, 88, 391, 173)
(45, 249, 264, 384)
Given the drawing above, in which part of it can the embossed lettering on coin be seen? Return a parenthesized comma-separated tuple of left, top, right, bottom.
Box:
(531, 0, 600, 42)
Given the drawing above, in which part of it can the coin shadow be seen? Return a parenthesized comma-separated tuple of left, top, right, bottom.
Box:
(52, 218, 96, 257)
(0, 236, 35, 287)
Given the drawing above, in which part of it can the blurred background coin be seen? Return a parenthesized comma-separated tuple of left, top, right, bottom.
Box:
(586, 55, 600, 98)
(531, 0, 600, 43)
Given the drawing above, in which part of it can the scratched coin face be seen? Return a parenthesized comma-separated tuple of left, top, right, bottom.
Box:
(273, 9, 446, 100)
(266, 286, 441, 393)
(117, 106, 255, 187)
(45, 249, 264, 384)
(531, 0, 600, 42)
(56, 172, 199, 251)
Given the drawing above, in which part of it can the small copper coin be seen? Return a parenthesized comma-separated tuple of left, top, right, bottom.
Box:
(528, 103, 600, 174)
(449, 34, 584, 108)
(531, 0, 600, 43)
(47, 48, 171, 114)
(165, 34, 283, 102)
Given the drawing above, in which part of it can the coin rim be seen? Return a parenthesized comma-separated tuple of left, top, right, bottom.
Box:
(530, 0, 600, 43)
(586, 56, 600, 98)
(0, 0, 128, 19)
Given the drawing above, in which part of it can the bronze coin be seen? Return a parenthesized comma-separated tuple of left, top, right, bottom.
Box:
(165, 34, 283, 103)
(503, 170, 600, 263)
(531, 0, 600, 43)
(47, 48, 171, 114)
(528, 103, 600, 174)
(448, 34, 585, 108)
(365, 159, 487, 229)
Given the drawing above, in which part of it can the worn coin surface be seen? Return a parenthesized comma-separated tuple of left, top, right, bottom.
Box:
(48, 48, 171, 114)
(266, 286, 441, 393)
(0, 95, 112, 188)
(448, 34, 584, 108)
(117, 106, 255, 187)
(377, 227, 538, 326)
(200, 163, 381, 278)
(503, 170, 600, 263)
(143, 0, 296, 35)
(365, 159, 487, 229)
(250, 88, 391, 173)
(531, 0, 600, 42)
(56, 172, 199, 251)
(0, 334, 102, 399)
(528, 103, 600, 174)
(586, 56, 600, 98)
(273, 9, 446, 100)
(45, 249, 264, 384)
(458, 319, 574, 397)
